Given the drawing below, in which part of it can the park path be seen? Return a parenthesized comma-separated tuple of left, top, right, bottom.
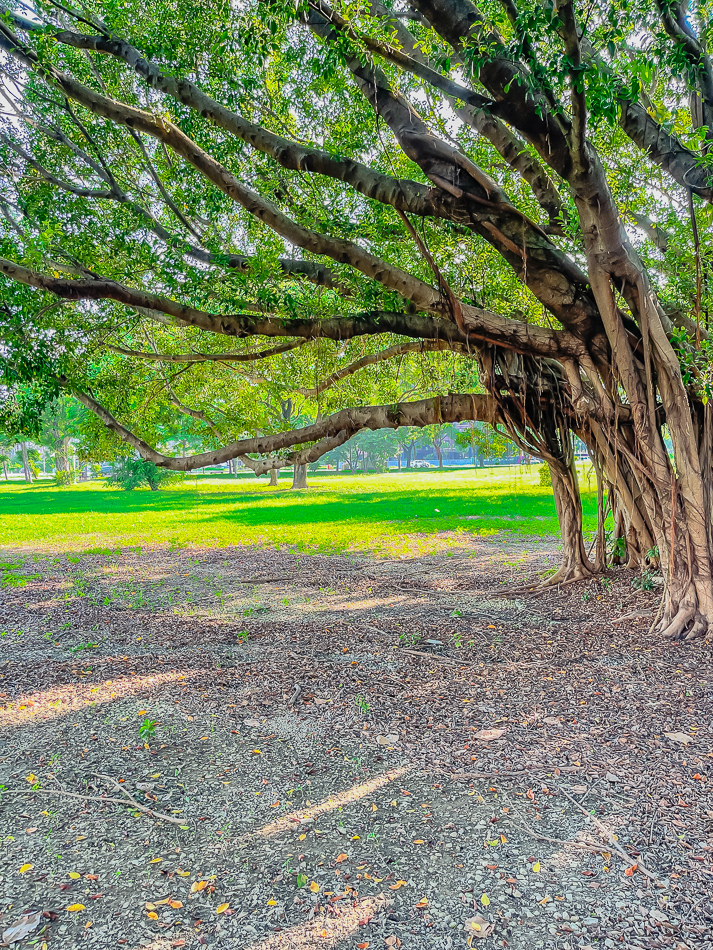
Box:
(1, 539, 711, 949)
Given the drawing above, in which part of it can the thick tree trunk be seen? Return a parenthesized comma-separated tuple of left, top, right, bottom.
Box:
(54, 435, 72, 474)
(269, 468, 278, 486)
(292, 463, 307, 489)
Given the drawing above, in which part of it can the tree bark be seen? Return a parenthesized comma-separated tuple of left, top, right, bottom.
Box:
(547, 459, 595, 585)
(21, 442, 33, 483)
(292, 463, 308, 489)
(269, 468, 278, 486)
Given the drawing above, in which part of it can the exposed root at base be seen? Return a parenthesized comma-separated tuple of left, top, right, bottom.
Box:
(505, 563, 598, 596)
(659, 607, 710, 641)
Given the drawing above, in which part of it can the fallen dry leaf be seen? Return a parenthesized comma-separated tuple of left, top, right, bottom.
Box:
(474, 728, 506, 741)
(65, 904, 85, 912)
(147, 911, 159, 920)
(216, 903, 229, 914)
(18, 864, 34, 874)
(1, 911, 42, 945)
(309, 881, 320, 893)
(190, 880, 208, 893)
(388, 880, 408, 890)
(465, 915, 495, 940)
(664, 731, 693, 746)
(335, 853, 348, 863)
(168, 900, 183, 909)
(68, 872, 80, 880)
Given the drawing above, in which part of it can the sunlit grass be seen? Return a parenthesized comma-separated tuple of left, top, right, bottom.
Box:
(0, 465, 598, 555)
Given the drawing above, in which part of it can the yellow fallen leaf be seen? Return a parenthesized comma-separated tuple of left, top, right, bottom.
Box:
(68, 872, 81, 880)
(25, 774, 37, 783)
(371, 804, 377, 811)
(413, 839, 425, 844)
(335, 853, 348, 864)
(539, 896, 550, 905)
(168, 900, 183, 909)
(145, 903, 157, 911)
(138, 710, 147, 715)
(147, 911, 158, 920)
(500, 834, 507, 844)
(84, 922, 92, 930)
(389, 881, 408, 890)
(190, 880, 208, 893)
(532, 862, 541, 873)
(252, 749, 262, 755)
(309, 882, 320, 893)
(415, 898, 428, 908)
(266, 899, 277, 906)
(481, 893, 490, 907)
(216, 902, 229, 914)
(299, 834, 306, 841)
(176, 869, 190, 877)
(66, 904, 85, 912)
(19, 864, 34, 874)
(149, 858, 162, 864)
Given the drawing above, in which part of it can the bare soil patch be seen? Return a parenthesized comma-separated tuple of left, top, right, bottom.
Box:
(1, 538, 712, 949)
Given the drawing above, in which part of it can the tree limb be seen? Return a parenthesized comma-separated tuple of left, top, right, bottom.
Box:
(70, 387, 501, 471)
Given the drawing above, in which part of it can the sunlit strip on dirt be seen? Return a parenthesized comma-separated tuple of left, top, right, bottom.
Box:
(0, 671, 190, 726)
(246, 895, 385, 949)
(248, 767, 409, 841)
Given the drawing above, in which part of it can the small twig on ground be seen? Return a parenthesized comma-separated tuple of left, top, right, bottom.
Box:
(557, 785, 660, 882)
(288, 684, 303, 706)
(612, 609, 654, 624)
(2, 786, 186, 825)
(511, 815, 611, 857)
(397, 648, 479, 668)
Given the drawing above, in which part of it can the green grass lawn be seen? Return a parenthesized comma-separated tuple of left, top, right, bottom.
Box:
(0, 465, 599, 555)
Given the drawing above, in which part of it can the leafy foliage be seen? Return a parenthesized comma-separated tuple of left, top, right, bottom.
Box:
(109, 458, 181, 492)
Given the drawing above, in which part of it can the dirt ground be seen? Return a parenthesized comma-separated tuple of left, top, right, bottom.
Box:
(1, 536, 712, 950)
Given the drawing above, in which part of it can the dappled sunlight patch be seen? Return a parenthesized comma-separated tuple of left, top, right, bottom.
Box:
(245, 895, 385, 949)
(250, 767, 409, 840)
(0, 670, 193, 727)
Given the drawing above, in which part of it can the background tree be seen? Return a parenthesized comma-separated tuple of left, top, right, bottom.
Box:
(1, 0, 713, 637)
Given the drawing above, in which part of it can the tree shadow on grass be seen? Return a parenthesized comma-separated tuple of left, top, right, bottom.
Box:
(0, 480, 599, 552)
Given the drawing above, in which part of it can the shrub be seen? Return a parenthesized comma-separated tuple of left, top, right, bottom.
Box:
(109, 458, 178, 491)
(55, 469, 77, 487)
(538, 464, 552, 486)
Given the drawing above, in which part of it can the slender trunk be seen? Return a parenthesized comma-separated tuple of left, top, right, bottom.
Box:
(269, 468, 278, 486)
(2, 461, 7, 480)
(292, 463, 307, 489)
(21, 442, 33, 483)
(435, 442, 443, 468)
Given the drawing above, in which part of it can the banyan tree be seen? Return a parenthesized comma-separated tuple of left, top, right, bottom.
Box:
(0, 0, 712, 637)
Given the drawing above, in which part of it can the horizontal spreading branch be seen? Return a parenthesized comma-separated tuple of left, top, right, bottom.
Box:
(0, 257, 582, 358)
(106, 341, 307, 363)
(239, 430, 354, 475)
(71, 387, 501, 471)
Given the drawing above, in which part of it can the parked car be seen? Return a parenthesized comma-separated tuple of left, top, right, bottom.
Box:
(412, 460, 433, 468)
